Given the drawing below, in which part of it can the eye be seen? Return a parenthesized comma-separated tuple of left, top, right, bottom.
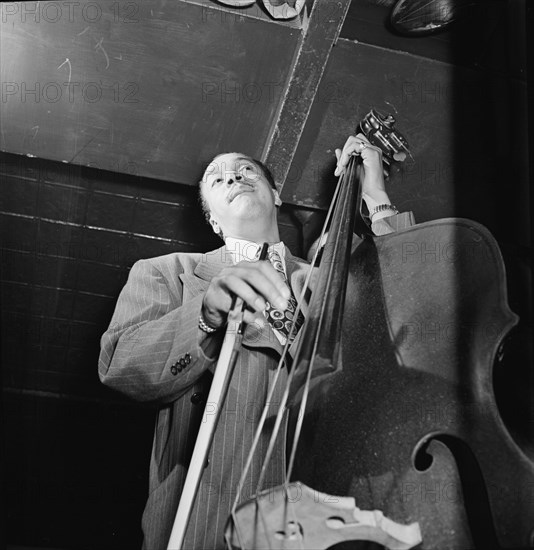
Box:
(211, 177, 223, 186)
(239, 164, 256, 178)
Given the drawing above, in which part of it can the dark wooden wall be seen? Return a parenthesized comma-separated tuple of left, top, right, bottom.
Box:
(0, 153, 302, 548)
(0, 155, 207, 549)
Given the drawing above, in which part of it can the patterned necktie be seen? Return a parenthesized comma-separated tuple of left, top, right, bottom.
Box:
(263, 248, 305, 342)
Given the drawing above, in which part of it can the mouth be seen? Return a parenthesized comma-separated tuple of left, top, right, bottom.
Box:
(228, 184, 254, 202)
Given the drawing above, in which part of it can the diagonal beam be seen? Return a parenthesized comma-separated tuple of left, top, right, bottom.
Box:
(262, 0, 352, 189)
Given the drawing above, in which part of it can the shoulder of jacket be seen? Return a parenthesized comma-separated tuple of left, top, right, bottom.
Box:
(132, 251, 208, 279)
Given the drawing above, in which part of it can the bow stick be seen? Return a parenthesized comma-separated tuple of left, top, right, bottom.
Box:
(166, 243, 270, 550)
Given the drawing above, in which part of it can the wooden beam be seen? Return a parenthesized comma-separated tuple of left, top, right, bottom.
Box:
(262, 0, 352, 189)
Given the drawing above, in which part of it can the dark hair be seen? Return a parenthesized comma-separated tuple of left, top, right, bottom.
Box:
(198, 154, 277, 230)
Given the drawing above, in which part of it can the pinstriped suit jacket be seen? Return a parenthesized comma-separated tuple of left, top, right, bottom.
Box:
(98, 212, 414, 550)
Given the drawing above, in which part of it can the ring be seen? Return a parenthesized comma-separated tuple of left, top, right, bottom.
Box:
(359, 141, 368, 150)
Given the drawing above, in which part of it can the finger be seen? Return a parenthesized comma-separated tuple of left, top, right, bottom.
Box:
(352, 134, 374, 155)
(355, 134, 383, 159)
(335, 138, 354, 176)
(241, 260, 291, 297)
(334, 149, 342, 176)
(243, 263, 290, 309)
(334, 144, 352, 176)
(221, 274, 271, 313)
(359, 144, 383, 164)
(336, 135, 365, 174)
(226, 266, 289, 311)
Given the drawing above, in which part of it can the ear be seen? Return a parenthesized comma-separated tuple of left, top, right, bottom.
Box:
(209, 217, 220, 234)
(273, 189, 282, 207)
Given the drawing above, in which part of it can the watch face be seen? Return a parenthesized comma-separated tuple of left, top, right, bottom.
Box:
(390, 0, 476, 36)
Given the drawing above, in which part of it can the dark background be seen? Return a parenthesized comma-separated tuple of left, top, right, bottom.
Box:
(1, 0, 532, 548)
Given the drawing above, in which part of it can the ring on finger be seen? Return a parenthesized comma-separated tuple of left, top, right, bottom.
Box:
(359, 141, 368, 150)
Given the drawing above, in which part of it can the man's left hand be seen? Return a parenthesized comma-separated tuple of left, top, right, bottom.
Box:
(334, 133, 387, 202)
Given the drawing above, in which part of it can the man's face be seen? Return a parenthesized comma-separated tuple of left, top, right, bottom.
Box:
(201, 152, 278, 236)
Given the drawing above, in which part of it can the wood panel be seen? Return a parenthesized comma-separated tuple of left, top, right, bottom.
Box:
(282, 38, 529, 242)
(0, 0, 299, 183)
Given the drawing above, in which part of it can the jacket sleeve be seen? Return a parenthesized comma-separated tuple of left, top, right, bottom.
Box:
(98, 258, 216, 404)
(371, 211, 416, 235)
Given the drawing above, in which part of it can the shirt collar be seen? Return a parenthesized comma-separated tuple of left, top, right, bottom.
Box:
(225, 237, 286, 266)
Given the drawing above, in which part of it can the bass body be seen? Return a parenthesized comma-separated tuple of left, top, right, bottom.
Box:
(289, 218, 534, 549)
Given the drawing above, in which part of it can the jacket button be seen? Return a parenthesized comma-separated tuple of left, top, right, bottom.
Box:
(177, 365, 183, 372)
(190, 392, 204, 405)
(179, 358, 186, 367)
(170, 366, 178, 376)
(184, 354, 191, 365)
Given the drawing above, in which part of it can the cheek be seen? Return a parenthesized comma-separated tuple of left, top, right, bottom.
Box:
(202, 186, 220, 210)
(206, 193, 230, 221)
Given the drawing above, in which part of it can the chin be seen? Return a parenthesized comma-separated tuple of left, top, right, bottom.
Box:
(232, 195, 266, 217)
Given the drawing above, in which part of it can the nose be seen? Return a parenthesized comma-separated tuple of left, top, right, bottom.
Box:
(224, 172, 242, 185)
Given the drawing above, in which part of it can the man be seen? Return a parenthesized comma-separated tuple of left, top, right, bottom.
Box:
(99, 134, 414, 550)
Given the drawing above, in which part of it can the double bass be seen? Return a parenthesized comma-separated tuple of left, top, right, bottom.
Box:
(173, 111, 534, 549)
(290, 112, 534, 548)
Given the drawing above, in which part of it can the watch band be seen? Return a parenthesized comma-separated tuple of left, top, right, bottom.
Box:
(369, 204, 398, 221)
(199, 312, 218, 333)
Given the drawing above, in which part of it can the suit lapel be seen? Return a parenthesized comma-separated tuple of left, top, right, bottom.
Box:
(194, 246, 233, 281)
(178, 246, 228, 299)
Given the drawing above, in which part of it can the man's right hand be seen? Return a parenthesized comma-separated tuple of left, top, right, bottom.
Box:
(202, 261, 290, 330)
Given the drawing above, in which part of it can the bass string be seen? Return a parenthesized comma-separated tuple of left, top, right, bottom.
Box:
(226, 307, 304, 549)
(253, 161, 350, 496)
(226, 266, 304, 548)
(285, 154, 358, 484)
(226, 159, 350, 548)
